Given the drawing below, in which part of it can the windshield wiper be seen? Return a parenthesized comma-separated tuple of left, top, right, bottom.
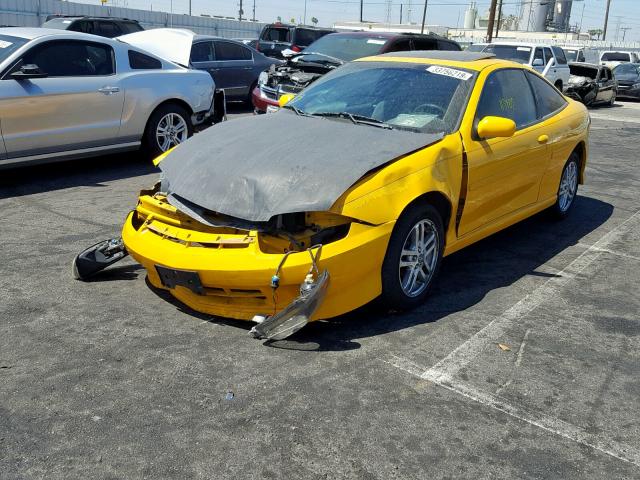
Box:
(297, 51, 345, 65)
(312, 112, 394, 129)
(283, 104, 313, 117)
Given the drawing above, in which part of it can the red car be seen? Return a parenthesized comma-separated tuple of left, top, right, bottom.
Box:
(253, 31, 461, 113)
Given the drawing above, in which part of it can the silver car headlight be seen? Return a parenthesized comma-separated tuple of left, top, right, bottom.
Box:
(258, 71, 268, 86)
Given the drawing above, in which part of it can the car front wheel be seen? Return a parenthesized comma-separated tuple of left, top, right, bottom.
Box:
(144, 104, 193, 159)
(380, 204, 444, 310)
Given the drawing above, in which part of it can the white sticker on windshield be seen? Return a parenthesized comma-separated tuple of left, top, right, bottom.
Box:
(63, 20, 72, 24)
(367, 39, 386, 45)
(0, 40, 12, 48)
(426, 65, 472, 81)
(517, 46, 531, 52)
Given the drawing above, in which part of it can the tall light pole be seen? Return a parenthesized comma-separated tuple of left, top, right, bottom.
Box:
(188, 0, 191, 16)
(602, 0, 612, 41)
(420, 0, 428, 34)
(360, 0, 364, 23)
(304, 0, 307, 24)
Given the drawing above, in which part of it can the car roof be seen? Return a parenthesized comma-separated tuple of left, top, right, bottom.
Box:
(359, 51, 509, 71)
(45, 16, 139, 22)
(323, 31, 449, 40)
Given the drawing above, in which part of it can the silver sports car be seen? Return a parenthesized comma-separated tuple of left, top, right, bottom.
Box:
(0, 28, 215, 168)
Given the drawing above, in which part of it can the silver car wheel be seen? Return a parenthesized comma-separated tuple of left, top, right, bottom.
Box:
(558, 160, 578, 212)
(156, 113, 188, 152)
(398, 219, 439, 298)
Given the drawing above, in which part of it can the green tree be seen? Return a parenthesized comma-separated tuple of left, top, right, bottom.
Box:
(588, 28, 603, 40)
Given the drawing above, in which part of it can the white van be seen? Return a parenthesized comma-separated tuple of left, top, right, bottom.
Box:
(483, 42, 571, 91)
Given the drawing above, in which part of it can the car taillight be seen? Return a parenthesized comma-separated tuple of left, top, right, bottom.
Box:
(291, 45, 301, 52)
(256, 42, 260, 51)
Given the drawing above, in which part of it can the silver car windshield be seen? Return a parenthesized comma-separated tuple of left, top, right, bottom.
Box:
(288, 61, 476, 134)
(0, 34, 28, 64)
(484, 44, 531, 63)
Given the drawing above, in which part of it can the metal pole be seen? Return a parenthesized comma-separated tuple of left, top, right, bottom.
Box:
(420, 0, 428, 34)
(169, 0, 172, 27)
(579, 3, 585, 33)
(400, 4, 403, 24)
(239, 0, 243, 21)
(602, 0, 612, 41)
(495, 0, 502, 39)
(486, 0, 498, 42)
(188, 0, 191, 16)
(621, 27, 630, 42)
(253, 0, 256, 21)
(304, 0, 307, 24)
(360, 0, 364, 23)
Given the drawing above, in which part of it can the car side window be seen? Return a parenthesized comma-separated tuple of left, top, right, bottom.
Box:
(389, 38, 411, 52)
(412, 38, 437, 50)
(533, 48, 544, 65)
(129, 50, 162, 69)
(95, 21, 121, 38)
(190, 41, 214, 62)
(214, 41, 252, 61)
(21, 40, 115, 76)
(475, 69, 537, 130)
(437, 40, 460, 51)
(552, 46, 567, 65)
(578, 51, 585, 62)
(543, 47, 553, 65)
(69, 20, 94, 35)
(525, 71, 567, 119)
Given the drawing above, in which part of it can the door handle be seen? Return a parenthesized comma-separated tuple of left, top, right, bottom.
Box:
(98, 86, 120, 95)
(537, 134, 549, 144)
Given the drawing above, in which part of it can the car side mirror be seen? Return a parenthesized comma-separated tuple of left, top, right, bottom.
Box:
(477, 116, 516, 140)
(10, 64, 48, 80)
(278, 93, 296, 107)
(532, 58, 544, 67)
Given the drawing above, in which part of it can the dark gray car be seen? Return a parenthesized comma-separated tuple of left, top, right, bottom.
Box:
(190, 36, 280, 103)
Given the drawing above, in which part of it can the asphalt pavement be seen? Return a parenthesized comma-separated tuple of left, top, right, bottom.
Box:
(1, 101, 639, 479)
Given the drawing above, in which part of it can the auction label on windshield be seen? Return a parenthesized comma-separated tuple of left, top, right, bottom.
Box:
(0, 40, 12, 48)
(427, 65, 472, 81)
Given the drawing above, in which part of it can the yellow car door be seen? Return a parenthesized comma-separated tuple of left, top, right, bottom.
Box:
(458, 68, 550, 237)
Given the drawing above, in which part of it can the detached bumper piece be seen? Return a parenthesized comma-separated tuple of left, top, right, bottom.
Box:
(72, 238, 128, 281)
(250, 270, 329, 341)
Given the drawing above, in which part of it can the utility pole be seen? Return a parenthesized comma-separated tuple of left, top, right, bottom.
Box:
(400, 4, 403, 24)
(420, 0, 428, 34)
(486, 0, 498, 42)
(602, 0, 612, 41)
(188, 0, 191, 16)
(621, 26, 631, 42)
(360, 0, 363, 23)
(304, 0, 307, 24)
(238, 0, 243, 21)
(495, 2, 501, 38)
(252, 0, 256, 21)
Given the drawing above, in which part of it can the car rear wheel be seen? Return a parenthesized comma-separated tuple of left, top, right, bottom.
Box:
(380, 204, 444, 310)
(550, 152, 579, 219)
(144, 104, 193, 159)
(609, 93, 617, 106)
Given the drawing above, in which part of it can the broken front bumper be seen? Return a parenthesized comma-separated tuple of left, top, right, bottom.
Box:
(121, 207, 394, 322)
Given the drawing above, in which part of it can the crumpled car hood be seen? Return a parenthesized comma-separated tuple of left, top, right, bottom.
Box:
(118, 28, 195, 66)
(159, 111, 442, 222)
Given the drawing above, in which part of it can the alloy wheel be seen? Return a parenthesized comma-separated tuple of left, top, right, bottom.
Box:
(156, 113, 188, 152)
(558, 160, 578, 212)
(398, 219, 439, 297)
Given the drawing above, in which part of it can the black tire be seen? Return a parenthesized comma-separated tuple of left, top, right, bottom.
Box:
(379, 204, 444, 310)
(143, 103, 193, 160)
(549, 152, 580, 220)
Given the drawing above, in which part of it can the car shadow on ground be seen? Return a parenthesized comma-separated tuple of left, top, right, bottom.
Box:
(0, 151, 156, 199)
(270, 195, 614, 351)
(137, 195, 613, 352)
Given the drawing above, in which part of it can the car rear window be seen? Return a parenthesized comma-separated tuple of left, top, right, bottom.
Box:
(293, 28, 332, 47)
(601, 52, 631, 62)
(261, 27, 290, 42)
(303, 34, 390, 61)
(0, 34, 27, 64)
(41, 17, 78, 30)
(118, 22, 143, 34)
(437, 40, 461, 51)
(525, 71, 567, 118)
(128, 50, 161, 69)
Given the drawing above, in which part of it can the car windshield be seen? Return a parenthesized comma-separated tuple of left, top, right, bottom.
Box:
(303, 35, 389, 62)
(287, 61, 475, 134)
(613, 63, 640, 77)
(569, 64, 598, 79)
(601, 52, 630, 62)
(484, 44, 531, 63)
(0, 34, 27, 63)
(262, 27, 290, 42)
(42, 18, 77, 29)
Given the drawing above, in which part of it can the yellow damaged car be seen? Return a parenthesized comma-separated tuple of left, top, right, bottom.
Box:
(74, 51, 589, 340)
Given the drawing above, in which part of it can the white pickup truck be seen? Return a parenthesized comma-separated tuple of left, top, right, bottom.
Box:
(482, 42, 571, 91)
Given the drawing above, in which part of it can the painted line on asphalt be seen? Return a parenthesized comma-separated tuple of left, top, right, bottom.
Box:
(384, 354, 640, 467)
(423, 209, 640, 385)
